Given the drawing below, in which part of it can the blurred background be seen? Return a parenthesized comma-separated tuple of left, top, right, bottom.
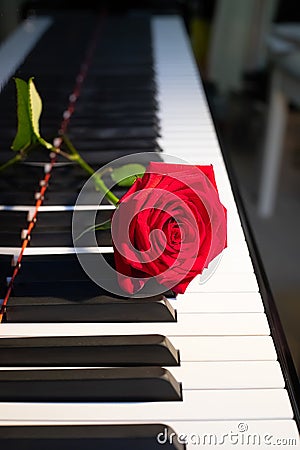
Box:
(0, 0, 299, 377)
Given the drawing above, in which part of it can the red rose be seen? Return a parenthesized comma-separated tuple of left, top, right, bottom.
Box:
(111, 162, 227, 295)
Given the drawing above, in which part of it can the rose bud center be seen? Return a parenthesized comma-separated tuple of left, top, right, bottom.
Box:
(165, 219, 182, 245)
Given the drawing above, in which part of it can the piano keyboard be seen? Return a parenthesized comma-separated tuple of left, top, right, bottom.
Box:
(0, 11, 299, 449)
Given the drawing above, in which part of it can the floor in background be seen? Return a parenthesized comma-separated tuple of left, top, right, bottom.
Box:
(207, 89, 300, 377)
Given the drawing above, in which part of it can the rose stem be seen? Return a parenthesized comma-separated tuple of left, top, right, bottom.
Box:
(59, 134, 119, 206)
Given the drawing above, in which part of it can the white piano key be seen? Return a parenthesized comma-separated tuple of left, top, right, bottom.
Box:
(0, 247, 21, 256)
(159, 148, 223, 160)
(159, 135, 218, 145)
(0, 389, 293, 422)
(158, 107, 210, 117)
(0, 246, 114, 256)
(171, 336, 277, 361)
(0, 205, 116, 212)
(158, 136, 219, 146)
(170, 361, 285, 389)
(161, 151, 225, 165)
(158, 117, 214, 125)
(158, 106, 211, 116)
(158, 115, 215, 123)
(209, 248, 254, 273)
(159, 124, 215, 132)
(0, 312, 270, 337)
(186, 272, 259, 293)
(174, 292, 264, 313)
(157, 107, 211, 116)
(161, 150, 224, 164)
(158, 137, 218, 147)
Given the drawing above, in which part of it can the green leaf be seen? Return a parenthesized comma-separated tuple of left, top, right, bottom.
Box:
(11, 78, 32, 151)
(111, 163, 146, 187)
(11, 77, 52, 152)
(28, 77, 42, 138)
(28, 78, 52, 149)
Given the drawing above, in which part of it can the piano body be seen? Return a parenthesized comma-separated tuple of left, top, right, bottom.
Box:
(0, 7, 299, 449)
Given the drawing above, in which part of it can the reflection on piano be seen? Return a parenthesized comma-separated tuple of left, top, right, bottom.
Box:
(0, 9, 299, 449)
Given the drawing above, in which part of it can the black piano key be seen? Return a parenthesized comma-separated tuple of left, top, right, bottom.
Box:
(5, 295, 176, 323)
(37, 166, 85, 189)
(0, 255, 14, 296)
(11, 253, 174, 299)
(89, 64, 154, 75)
(11, 255, 172, 298)
(27, 209, 113, 247)
(64, 137, 159, 152)
(40, 191, 80, 205)
(0, 158, 45, 179)
(0, 231, 23, 247)
(11, 279, 114, 297)
(0, 143, 46, 163)
(78, 91, 156, 104)
(14, 253, 113, 286)
(35, 85, 156, 102)
(0, 211, 29, 247)
(68, 131, 159, 145)
(0, 193, 37, 205)
(16, 262, 89, 284)
(0, 165, 43, 202)
(16, 253, 111, 281)
(0, 135, 160, 157)
(73, 100, 158, 115)
(34, 209, 113, 228)
(28, 229, 111, 247)
(46, 154, 161, 185)
(0, 334, 180, 367)
(38, 189, 118, 206)
(0, 424, 186, 450)
(71, 111, 157, 126)
(74, 148, 162, 165)
(46, 73, 155, 89)
(0, 255, 14, 271)
(0, 211, 28, 230)
(0, 367, 182, 402)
